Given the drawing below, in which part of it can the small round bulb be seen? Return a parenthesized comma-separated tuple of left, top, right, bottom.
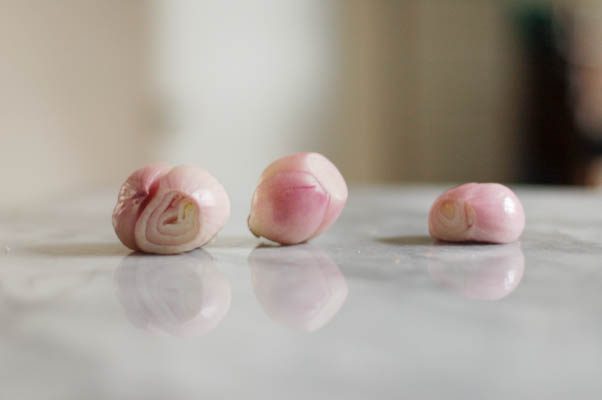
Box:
(428, 183, 525, 244)
(248, 153, 348, 245)
(112, 163, 230, 254)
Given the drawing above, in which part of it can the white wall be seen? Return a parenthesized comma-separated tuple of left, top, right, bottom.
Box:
(151, 0, 338, 212)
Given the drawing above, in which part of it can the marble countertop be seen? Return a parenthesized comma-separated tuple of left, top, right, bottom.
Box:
(1, 186, 601, 399)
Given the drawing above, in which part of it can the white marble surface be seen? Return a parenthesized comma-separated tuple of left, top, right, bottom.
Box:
(1, 186, 602, 399)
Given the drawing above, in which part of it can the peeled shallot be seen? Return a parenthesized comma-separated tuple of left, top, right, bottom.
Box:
(428, 183, 525, 244)
(112, 163, 230, 254)
(248, 152, 348, 245)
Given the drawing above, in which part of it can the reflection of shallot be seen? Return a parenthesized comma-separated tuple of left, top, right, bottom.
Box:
(248, 153, 348, 245)
(115, 251, 231, 336)
(427, 243, 525, 301)
(248, 245, 348, 332)
(112, 163, 230, 254)
(429, 183, 525, 244)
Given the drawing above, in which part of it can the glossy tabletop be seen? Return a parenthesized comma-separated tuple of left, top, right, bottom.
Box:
(1, 186, 601, 399)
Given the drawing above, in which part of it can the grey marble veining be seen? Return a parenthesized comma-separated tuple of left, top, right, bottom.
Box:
(1, 186, 601, 400)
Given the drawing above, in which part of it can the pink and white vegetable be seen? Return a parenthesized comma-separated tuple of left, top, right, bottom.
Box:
(248, 152, 348, 245)
(112, 163, 230, 254)
(428, 183, 525, 244)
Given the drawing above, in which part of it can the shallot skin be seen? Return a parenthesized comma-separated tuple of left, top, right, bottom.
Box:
(248, 152, 348, 245)
(428, 183, 525, 244)
(112, 163, 230, 254)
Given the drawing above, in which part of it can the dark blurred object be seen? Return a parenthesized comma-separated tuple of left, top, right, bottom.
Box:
(564, 3, 602, 186)
(517, 4, 602, 186)
(516, 6, 578, 184)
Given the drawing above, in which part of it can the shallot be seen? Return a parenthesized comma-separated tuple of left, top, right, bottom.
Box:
(248, 152, 348, 245)
(428, 183, 525, 244)
(112, 163, 230, 254)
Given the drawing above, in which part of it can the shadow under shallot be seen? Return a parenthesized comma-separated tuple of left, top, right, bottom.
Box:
(375, 235, 434, 246)
(25, 242, 129, 257)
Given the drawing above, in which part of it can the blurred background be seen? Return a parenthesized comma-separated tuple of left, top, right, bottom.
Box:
(2, 0, 602, 210)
